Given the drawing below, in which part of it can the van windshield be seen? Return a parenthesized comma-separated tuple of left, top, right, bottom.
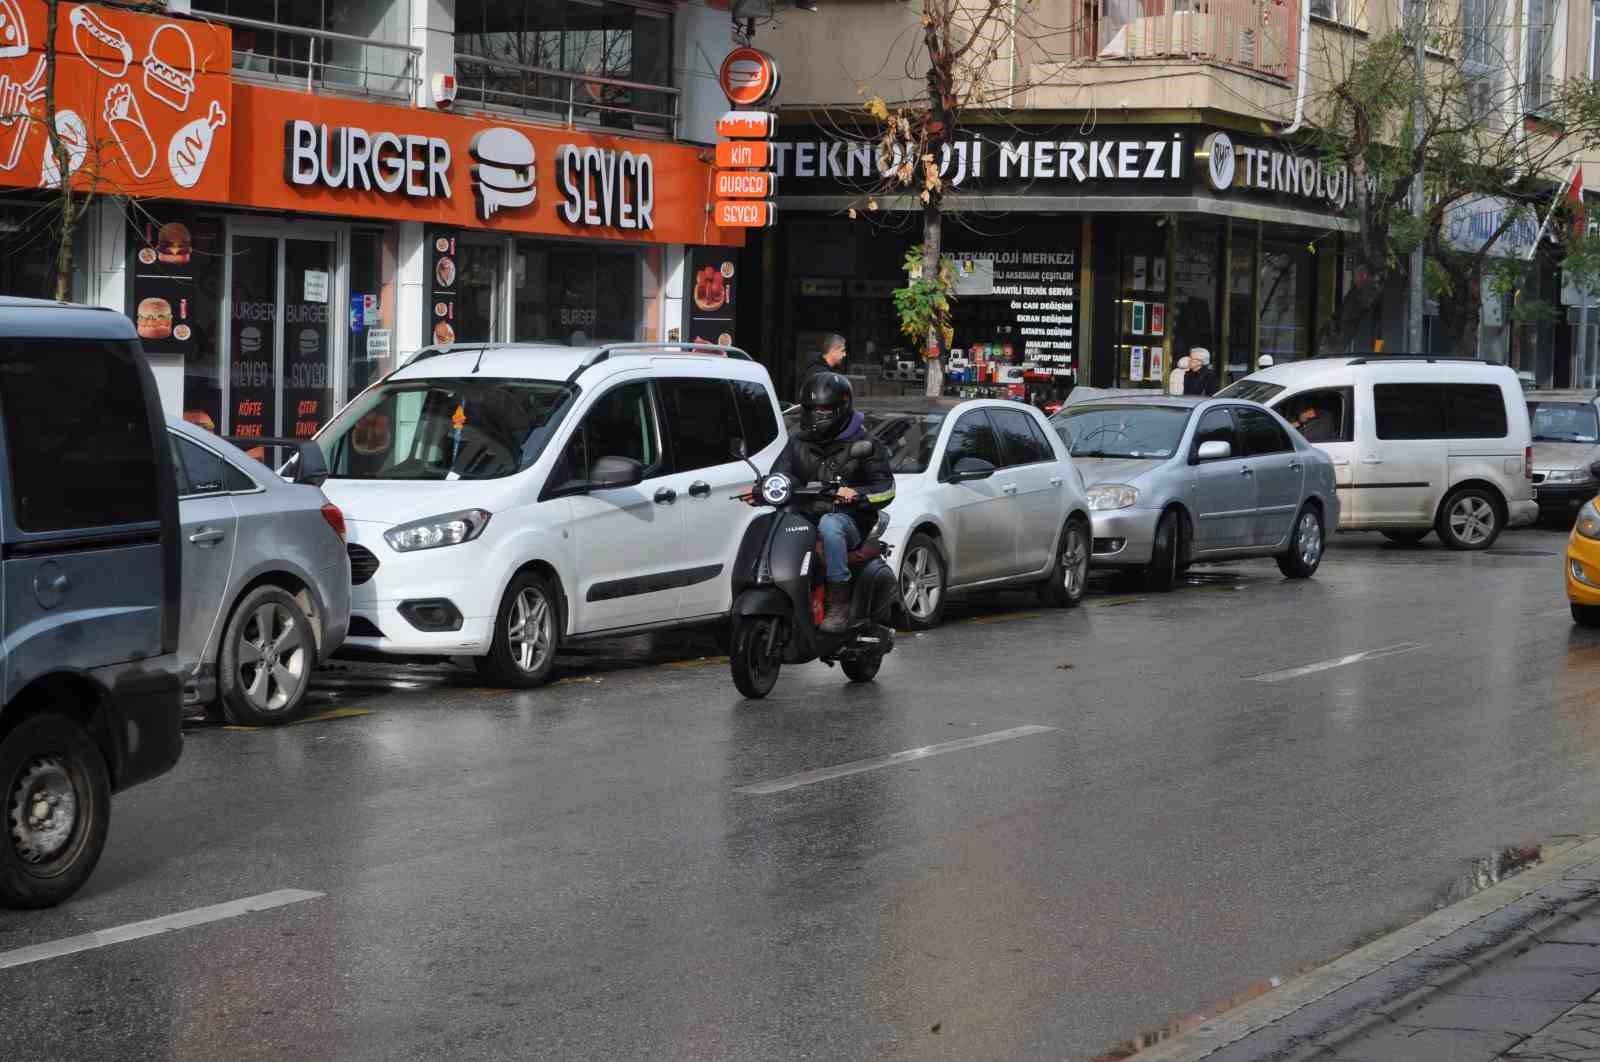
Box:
(319, 378, 576, 480)
(1216, 380, 1285, 403)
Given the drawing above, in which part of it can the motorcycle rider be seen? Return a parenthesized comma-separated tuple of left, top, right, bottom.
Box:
(760, 372, 896, 633)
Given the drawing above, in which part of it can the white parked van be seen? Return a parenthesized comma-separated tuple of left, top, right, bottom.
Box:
(314, 343, 785, 687)
(1218, 357, 1536, 549)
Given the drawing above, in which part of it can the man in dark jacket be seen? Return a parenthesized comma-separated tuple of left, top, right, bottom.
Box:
(1182, 347, 1219, 396)
(767, 372, 896, 632)
(798, 333, 848, 398)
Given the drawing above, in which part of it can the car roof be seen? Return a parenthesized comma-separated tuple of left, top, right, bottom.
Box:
(1237, 355, 1517, 391)
(0, 297, 137, 340)
(1527, 390, 1599, 402)
(390, 341, 768, 386)
(1059, 394, 1210, 410)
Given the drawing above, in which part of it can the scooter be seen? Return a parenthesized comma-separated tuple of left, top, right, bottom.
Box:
(726, 440, 900, 699)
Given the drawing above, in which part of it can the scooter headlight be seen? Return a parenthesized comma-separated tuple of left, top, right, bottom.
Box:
(760, 473, 792, 506)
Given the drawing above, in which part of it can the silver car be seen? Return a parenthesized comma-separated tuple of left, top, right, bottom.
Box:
(1051, 396, 1341, 589)
(1527, 390, 1600, 521)
(167, 419, 351, 725)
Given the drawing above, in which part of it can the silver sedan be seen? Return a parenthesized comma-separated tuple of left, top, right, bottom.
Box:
(167, 418, 351, 725)
(1050, 396, 1341, 589)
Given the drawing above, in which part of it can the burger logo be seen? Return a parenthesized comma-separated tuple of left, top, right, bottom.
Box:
(470, 127, 536, 221)
(1203, 131, 1236, 192)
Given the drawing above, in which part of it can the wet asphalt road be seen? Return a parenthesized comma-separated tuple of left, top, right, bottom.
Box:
(4, 527, 1600, 1061)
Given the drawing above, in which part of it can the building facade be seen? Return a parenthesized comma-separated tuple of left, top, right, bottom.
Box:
(0, 0, 742, 432)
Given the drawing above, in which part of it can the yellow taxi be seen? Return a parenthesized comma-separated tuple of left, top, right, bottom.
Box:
(1568, 498, 1600, 626)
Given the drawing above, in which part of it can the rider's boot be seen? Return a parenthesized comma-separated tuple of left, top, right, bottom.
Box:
(820, 584, 851, 633)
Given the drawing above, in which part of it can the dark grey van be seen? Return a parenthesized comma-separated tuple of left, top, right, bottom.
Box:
(0, 298, 183, 908)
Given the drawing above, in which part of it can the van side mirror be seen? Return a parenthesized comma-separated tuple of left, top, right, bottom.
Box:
(728, 437, 747, 460)
(949, 456, 996, 482)
(1197, 440, 1232, 462)
(589, 456, 645, 490)
(1589, 459, 1600, 481)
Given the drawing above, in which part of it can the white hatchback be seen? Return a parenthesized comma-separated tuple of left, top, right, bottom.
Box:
(863, 399, 1093, 629)
(315, 343, 784, 686)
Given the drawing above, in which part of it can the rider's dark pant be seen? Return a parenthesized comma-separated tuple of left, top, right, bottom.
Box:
(818, 513, 861, 585)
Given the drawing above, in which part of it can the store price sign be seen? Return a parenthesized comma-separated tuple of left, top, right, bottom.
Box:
(715, 171, 773, 198)
(715, 141, 771, 169)
(715, 201, 774, 228)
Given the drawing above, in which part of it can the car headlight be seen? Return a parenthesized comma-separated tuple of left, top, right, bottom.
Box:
(1545, 468, 1593, 483)
(1579, 500, 1600, 540)
(1086, 484, 1139, 511)
(384, 509, 492, 552)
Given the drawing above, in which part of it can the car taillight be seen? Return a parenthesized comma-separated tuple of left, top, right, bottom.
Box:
(321, 502, 347, 542)
(1526, 446, 1534, 480)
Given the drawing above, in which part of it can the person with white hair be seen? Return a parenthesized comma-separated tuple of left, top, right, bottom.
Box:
(1183, 347, 1218, 396)
(1258, 355, 1275, 370)
(1168, 355, 1189, 396)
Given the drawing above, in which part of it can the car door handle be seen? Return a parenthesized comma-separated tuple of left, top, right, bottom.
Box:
(1289, 461, 1303, 471)
(1240, 466, 1254, 477)
(188, 528, 226, 546)
(1001, 483, 1019, 495)
(1361, 456, 1384, 464)
(688, 481, 711, 499)
(653, 488, 677, 505)
(1049, 476, 1064, 486)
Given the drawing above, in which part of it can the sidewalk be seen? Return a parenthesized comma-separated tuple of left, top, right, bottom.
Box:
(1134, 837, 1600, 1062)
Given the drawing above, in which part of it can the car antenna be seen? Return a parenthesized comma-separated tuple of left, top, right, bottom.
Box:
(471, 346, 488, 374)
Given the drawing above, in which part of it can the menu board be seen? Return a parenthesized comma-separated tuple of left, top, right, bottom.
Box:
(684, 246, 738, 348)
(425, 228, 458, 347)
(128, 209, 223, 429)
(949, 247, 1078, 378)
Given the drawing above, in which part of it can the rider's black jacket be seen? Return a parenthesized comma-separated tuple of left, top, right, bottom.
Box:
(770, 413, 896, 538)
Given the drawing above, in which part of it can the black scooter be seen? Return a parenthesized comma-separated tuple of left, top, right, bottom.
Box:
(726, 440, 900, 699)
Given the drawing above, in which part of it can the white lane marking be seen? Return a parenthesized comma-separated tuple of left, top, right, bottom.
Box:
(0, 888, 322, 972)
(1248, 642, 1427, 684)
(735, 725, 1058, 795)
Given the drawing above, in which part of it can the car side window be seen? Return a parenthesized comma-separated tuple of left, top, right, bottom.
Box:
(1238, 408, 1294, 455)
(169, 435, 193, 496)
(1192, 408, 1239, 459)
(660, 378, 744, 473)
(1278, 388, 1352, 443)
(173, 435, 235, 496)
(554, 381, 661, 489)
(1374, 383, 1508, 439)
(944, 409, 1003, 473)
(729, 379, 780, 454)
(990, 408, 1053, 466)
(0, 338, 159, 532)
(1023, 413, 1060, 460)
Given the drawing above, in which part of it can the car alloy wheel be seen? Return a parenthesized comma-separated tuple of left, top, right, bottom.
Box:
(1296, 510, 1323, 568)
(1061, 523, 1089, 599)
(507, 586, 554, 675)
(1448, 495, 1497, 546)
(236, 600, 311, 714)
(901, 545, 943, 621)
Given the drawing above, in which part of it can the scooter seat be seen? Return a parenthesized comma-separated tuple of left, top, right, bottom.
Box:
(846, 542, 881, 567)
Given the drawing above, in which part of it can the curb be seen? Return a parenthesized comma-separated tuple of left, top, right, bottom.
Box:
(1128, 836, 1600, 1062)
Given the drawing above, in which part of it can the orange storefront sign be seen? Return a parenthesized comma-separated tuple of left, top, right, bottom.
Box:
(229, 83, 740, 248)
(0, 1, 231, 201)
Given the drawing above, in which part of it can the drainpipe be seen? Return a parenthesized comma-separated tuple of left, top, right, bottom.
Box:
(1281, 0, 1312, 134)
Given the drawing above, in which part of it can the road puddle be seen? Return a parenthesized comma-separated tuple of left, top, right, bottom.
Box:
(1084, 975, 1285, 1061)
(1434, 844, 1544, 908)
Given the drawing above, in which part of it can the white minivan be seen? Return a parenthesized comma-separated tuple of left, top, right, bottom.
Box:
(1218, 357, 1536, 549)
(314, 342, 784, 687)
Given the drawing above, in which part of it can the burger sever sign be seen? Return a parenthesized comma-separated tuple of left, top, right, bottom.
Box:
(229, 83, 739, 248)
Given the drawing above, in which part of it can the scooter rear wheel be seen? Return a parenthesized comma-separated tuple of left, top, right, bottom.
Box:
(841, 653, 882, 683)
(731, 617, 782, 699)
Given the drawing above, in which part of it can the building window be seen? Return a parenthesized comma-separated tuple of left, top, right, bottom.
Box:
(193, 0, 414, 95)
(1310, 0, 1367, 31)
(1590, 0, 1600, 77)
(1259, 243, 1315, 366)
(1462, 0, 1505, 119)
(1524, 0, 1559, 113)
(455, 1, 674, 131)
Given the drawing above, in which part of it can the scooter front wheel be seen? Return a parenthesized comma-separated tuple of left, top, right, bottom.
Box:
(731, 616, 782, 699)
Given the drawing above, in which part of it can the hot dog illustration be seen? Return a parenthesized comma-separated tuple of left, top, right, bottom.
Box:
(69, 6, 133, 78)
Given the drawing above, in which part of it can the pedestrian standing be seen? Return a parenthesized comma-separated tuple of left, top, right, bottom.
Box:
(1183, 348, 1218, 396)
(799, 334, 848, 399)
(1168, 355, 1190, 396)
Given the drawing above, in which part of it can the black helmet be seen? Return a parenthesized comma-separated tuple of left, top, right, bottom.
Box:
(799, 372, 853, 443)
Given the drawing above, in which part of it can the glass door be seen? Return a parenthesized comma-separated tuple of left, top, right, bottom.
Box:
(225, 225, 340, 438)
(455, 239, 505, 343)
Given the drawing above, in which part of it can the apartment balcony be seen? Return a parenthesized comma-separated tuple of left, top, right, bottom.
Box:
(452, 55, 681, 141)
(1071, 0, 1298, 80)
(197, 11, 422, 101)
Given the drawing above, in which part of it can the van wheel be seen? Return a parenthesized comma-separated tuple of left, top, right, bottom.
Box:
(219, 586, 316, 726)
(1436, 487, 1503, 550)
(1038, 515, 1090, 608)
(475, 571, 560, 688)
(0, 713, 111, 909)
(1144, 509, 1181, 592)
(898, 533, 948, 630)
(1382, 529, 1431, 545)
(1276, 505, 1325, 578)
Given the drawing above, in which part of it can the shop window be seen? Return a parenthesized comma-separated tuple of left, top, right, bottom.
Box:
(1259, 244, 1314, 368)
(0, 205, 83, 301)
(1113, 221, 1169, 388)
(457, 241, 506, 345)
(348, 229, 399, 402)
(1172, 224, 1222, 377)
(1228, 228, 1257, 378)
(513, 240, 650, 345)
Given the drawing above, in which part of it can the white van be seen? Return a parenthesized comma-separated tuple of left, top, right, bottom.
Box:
(314, 343, 785, 687)
(1218, 357, 1536, 549)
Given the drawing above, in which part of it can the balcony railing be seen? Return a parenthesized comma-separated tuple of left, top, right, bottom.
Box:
(193, 11, 422, 100)
(1069, 0, 1297, 81)
(453, 54, 680, 140)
